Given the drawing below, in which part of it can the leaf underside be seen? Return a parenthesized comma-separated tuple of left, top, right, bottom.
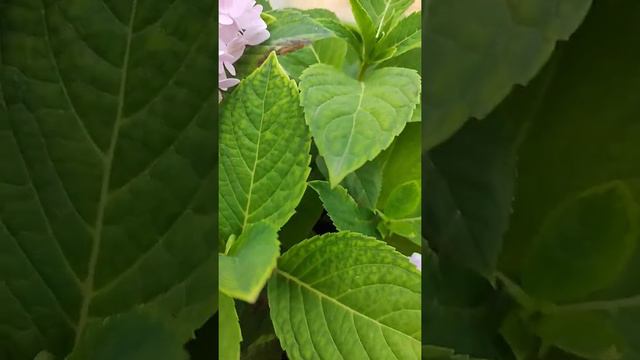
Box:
(0, 0, 217, 358)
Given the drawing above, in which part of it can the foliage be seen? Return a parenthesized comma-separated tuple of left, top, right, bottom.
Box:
(219, 1, 422, 359)
(1, 0, 217, 358)
(425, 0, 640, 359)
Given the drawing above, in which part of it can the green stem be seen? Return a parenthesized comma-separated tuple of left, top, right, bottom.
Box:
(357, 60, 369, 81)
(496, 272, 537, 310)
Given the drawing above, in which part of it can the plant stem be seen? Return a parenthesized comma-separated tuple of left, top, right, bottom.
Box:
(358, 60, 369, 81)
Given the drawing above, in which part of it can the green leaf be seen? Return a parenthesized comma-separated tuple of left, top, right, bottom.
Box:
(304, 9, 362, 54)
(424, 249, 509, 359)
(425, 87, 531, 278)
(499, 312, 538, 360)
(219, 293, 242, 360)
(521, 182, 639, 303)
(380, 180, 421, 244)
(341, 156, 384, 209)
(68, 311, 187, 360)
(278, 38, 348, 80)
(266, 9, 335, 46)
(219, 53, 311, 245)
(300, 64, 420, 186)
(0, 1, 217, 358)
(309, 181, 378, 237)
(424, 0, 592, 149)
(535, 311, 624, 360)
(349, 0, 377, 56)
(374, 11, 422, 62)
(241, 334, 282, 360)
(219, 222, 280, 303)
(423, 345, 488, 360)
(268, 232, 421, 360)
(235, 9, 349, 79)
(278, 183, 324, 251)
(33, 352, 55, 360)
(256, 0, 272, 11)
(378, 123, 421, 208)
(501, 0, 640, 279)
(359, 0, 413, 38)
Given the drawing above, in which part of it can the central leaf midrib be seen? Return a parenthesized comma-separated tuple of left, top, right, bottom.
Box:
(241, 63, 274, 231)
(72, 0, 138, 347)
(275, 268, 420, 344)
(334, 82, 365, 180)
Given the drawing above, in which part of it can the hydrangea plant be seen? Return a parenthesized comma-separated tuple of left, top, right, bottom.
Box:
(218, 0, 422, 359)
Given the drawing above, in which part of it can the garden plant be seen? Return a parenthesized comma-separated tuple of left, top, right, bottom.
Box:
(424, 0, 640, 359)
(219, 0, 422, 359)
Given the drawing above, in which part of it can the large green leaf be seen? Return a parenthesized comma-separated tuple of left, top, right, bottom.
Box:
(0, 1, 216, 358)
(268, 232, 421, 360)
(492, 2, 640, 359)
(68, 310, 188, 360)
(219, 222, 280, 303)
(534, 311, 624, 360)
(219, 293, 242, 360)
(309, 180, 378, 237)
(424, 248, 511, 359)
(219, 53, 311, 244)
(500, 0, 640, 277)
(300, 64, 420, 186)
(424, 0, 592, 149)
(425, 81, 534, 278)
(521, 182, 639, 303)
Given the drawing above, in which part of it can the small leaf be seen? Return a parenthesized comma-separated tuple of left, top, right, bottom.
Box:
(374, 11, 422, 62)
(358, 0, 414, 38)
(423, 345, 488, 360)
(67, 311, 187, 360)
(309, 180, 378, 237)
(265, 9, 335, 46)
(219, 294, 242, 360)
(349, 0, 377, 54)
(522, 182, 639, 303)
(268, 232, 421, 360)
(300, 64, 420, 186)
(219, 53, 311, 245)
(279, 38, 348, 80)
(380, 180, 421, 244)
(235, 9, 351, 79)
(33, 352, 55, 360)
(379, 123, 421, 208)
(342, 156, 385, 209)
(219, 223, 280, 303)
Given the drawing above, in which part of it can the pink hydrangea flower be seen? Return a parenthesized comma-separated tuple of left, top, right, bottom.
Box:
(409, 252, 421, 271)
(219, 0, 270, 101)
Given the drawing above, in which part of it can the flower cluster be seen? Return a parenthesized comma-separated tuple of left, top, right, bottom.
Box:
(219, 0, 270, 101)
(409, 252, 421, 271)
